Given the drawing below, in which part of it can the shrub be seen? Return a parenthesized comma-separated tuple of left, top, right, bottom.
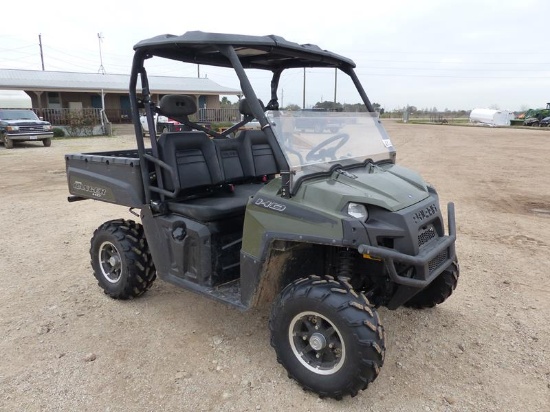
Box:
(66, 112, 95, 137)
(53, 128, 65, 137)
(210, 121, 234, 132)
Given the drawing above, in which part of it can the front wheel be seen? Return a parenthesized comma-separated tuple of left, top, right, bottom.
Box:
(270, 275, 385, 399)
(42, 138, 52, 147)
(3, 135, 14, 149)
(90, 219, 156, 299)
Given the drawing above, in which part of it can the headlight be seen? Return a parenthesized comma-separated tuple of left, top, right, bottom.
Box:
(347, 202, 368, 221)
(6, 126, 19, 131)
(43, 125, 52, 131)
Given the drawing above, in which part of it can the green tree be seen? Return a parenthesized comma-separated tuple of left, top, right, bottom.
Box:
(220, 96, 238, 108)
(284, 104, 301, 111)
(314, 101, 343, 111)
(342, 103, 367, 112)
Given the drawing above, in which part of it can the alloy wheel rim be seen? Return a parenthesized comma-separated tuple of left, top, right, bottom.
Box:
(288, 311, 345, 375)
(98, 241, 122, 283)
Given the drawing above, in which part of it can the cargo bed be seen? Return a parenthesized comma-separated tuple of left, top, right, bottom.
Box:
(65, 149, 151, 208)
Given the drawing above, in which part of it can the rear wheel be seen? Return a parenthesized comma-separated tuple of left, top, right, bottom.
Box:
(42, 138, 52, 147)
(270, 275, 385, 399)
(404, 261, 459, 309)
(90, 219, 156, 299)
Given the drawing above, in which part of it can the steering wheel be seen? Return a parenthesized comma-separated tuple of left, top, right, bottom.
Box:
(284, 143, 305, 164)
(305, 133, 350, 162)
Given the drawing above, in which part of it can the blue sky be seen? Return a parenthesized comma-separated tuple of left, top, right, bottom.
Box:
(1, 0, 549, 111)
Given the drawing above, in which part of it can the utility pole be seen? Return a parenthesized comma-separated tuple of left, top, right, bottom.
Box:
(97, 33, 106, 74)
(38, 34, 45, 71)
(333, 68, 337, 104)
(197, 65, 200, 78)
(97, 33, 106, 134)
(302, 68, 306, 109)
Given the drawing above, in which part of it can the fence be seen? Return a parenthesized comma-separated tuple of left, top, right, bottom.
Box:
(33, 107, 241, 126)
(34, 108, 103, 126)
(194, 108, 241, 123)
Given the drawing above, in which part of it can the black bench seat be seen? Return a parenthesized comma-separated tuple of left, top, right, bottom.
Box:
(166, 183, 265, 221)
(156, 126, 278, 222)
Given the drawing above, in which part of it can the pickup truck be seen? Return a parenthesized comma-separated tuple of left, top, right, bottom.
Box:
(0, 109, 54, 149)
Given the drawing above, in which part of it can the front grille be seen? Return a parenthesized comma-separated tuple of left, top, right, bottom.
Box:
(418, 225, 437, 247)
(428, 250, 448, 272)
(19, 126, 46, 133)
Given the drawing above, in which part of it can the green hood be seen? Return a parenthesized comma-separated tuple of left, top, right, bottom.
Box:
(298, 163, 430, 213)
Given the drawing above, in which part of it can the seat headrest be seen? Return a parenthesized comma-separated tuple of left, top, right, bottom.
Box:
(159, 95, 197, 118)
(239, 98, 265, 117)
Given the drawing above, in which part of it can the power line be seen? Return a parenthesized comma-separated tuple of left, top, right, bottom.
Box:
(356, 66, 550, 72)
(357, 58, 550, 65)
(355, 72, 550, 79)
(349, 50, 550, 55)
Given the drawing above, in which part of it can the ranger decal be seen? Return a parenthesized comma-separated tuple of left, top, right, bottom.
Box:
(254, 198, 286, 212)
(73, 180, 107, 198)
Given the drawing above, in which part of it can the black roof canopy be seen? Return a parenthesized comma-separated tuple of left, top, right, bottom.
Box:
(133, 31, 356, 70)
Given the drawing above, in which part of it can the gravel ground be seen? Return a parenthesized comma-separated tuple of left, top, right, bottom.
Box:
(0, 122, 548, 411)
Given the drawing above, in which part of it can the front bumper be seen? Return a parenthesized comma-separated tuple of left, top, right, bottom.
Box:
(6, 132, 53, 141)
(358, 202, 456, 289)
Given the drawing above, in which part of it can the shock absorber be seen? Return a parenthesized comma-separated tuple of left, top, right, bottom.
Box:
(337, 248, 356, 280)
(337, 247, 376, 303)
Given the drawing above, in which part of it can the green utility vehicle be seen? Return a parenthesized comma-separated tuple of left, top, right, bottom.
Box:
(65, 31, 458, 399)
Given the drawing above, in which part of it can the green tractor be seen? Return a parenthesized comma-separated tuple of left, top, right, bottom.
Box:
(522, 103, 550, 126)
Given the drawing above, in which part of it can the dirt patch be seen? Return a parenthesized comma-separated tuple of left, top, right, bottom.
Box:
(0, 125, 549, 411)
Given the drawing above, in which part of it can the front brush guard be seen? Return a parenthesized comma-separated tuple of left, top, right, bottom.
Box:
(357, 202, 456, 289)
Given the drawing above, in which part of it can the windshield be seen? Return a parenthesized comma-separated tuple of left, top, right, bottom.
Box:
(0, 110, 39, 121)
(268, 111, 394, 181)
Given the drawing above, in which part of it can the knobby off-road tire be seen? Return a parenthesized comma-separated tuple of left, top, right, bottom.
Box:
(90, 219, 156, 299)
(269, 275, 385, 399)
(404, 261, 459, 309)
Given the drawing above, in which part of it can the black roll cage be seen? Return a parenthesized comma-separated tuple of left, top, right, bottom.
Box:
(128, 33, 376, 204)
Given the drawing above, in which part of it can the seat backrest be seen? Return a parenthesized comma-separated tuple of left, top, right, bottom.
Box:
(157, 131, 223, 196)
(239, 130, 279, 178)
(213, 136, 253, 183)
(238, 98, 265, 117)
(159, 94, 197, 119)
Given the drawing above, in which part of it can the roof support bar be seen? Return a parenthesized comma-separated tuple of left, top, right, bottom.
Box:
(217, 44, 291, 198)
